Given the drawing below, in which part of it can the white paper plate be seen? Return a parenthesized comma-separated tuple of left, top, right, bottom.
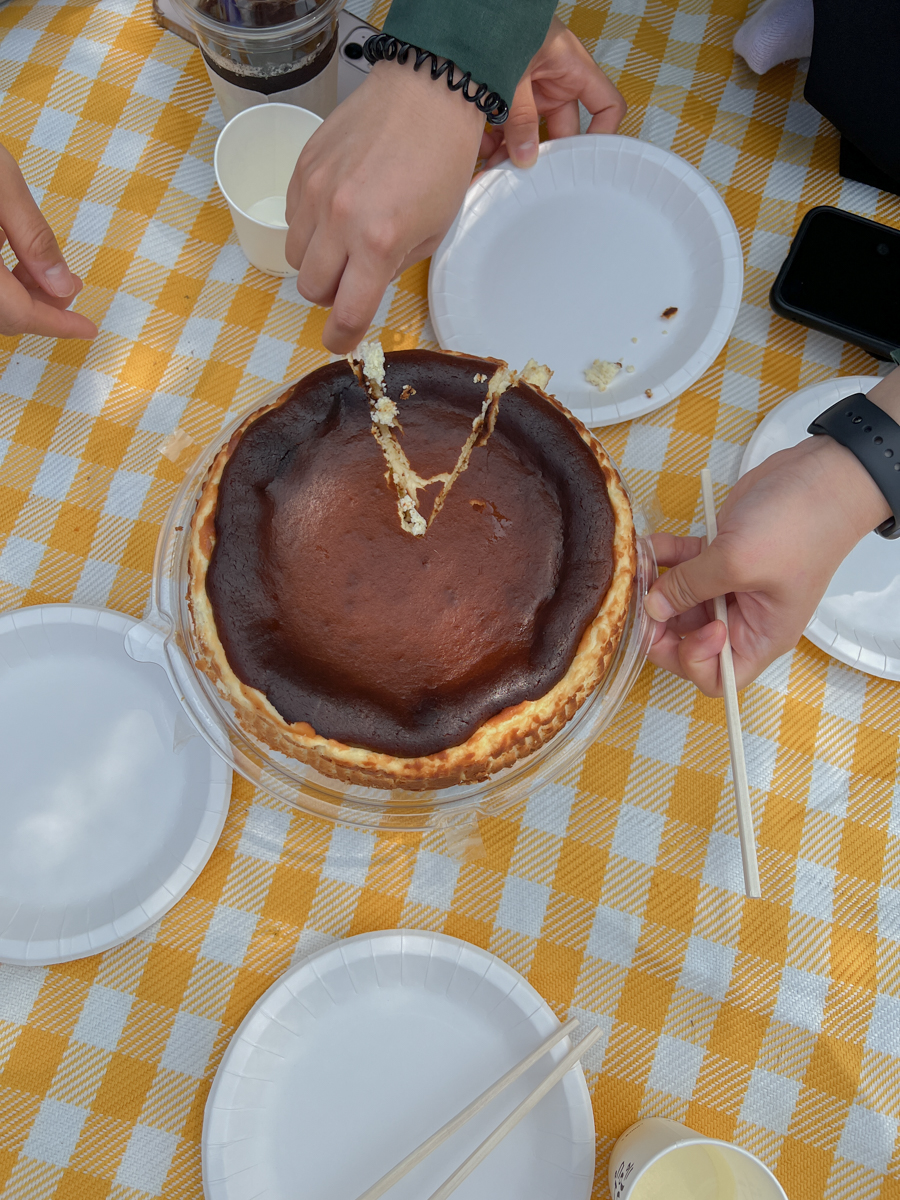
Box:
(740, 377, 900, 680)
(429, 135, 743, 426)
(0, 605, 231, 965)
(203, 930, 596, 1200)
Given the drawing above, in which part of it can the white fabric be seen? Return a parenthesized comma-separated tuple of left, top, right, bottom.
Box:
(733, 0, 815, 75)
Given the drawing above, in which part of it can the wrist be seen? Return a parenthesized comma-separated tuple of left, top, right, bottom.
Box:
(365, 32, 504, 127)
(367, 59, 485, 136)
(801, 431, 892, 536)
(805, 376, 900, 539)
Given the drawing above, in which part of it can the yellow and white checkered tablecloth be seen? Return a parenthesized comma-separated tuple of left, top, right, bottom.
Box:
(0, 0, 899, 1196)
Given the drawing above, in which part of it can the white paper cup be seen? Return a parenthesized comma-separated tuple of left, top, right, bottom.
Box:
(214, 102, 322, 276)
(609, 1118, 788, 1200)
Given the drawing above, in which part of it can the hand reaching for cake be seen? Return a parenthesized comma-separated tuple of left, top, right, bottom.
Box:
(285, 16, 625, 354)
(285, 60, 485, 355)
(645, 371, 900, 694)
(478, 17, 626, 170)
(0, 146, 97, 341)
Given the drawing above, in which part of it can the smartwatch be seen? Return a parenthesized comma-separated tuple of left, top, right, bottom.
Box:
(807, 392, 900, 539)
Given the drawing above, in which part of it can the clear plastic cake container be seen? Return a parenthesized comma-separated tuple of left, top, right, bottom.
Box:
(128, 383, 658, 832)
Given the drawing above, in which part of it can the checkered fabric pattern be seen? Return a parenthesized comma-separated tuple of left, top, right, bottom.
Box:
(0, 0, 898, 1197)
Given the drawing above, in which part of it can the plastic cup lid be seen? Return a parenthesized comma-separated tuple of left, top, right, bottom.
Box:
(0, 604, 231, 966)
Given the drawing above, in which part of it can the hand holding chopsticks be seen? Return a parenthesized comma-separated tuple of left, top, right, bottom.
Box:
(699, 468, 761, 898)
(354, 1018, 600, 1200)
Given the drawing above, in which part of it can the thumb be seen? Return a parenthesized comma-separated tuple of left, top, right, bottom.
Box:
(0, 146, 76, 299)
(503, 76, 540, 168)
(645, 540, 730, 621)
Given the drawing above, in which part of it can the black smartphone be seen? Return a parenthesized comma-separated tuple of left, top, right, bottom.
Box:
(770, 206, 900, 360)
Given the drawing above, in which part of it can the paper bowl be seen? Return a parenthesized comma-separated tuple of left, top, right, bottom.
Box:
(142, 379, 656, 830)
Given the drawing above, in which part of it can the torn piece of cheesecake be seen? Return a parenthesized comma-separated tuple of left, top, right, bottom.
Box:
(428, 363, 516, 527)
(357, 342, 400, 426)
(585, 359, 622, 392)
(520, 358, 553, 391)
(352, 341, 431, 536)
(351, 342, 516, 538)
(398, 494, 427, 537)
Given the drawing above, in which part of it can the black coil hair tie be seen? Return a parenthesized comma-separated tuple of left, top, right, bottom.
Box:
(363, 33, 509, 125)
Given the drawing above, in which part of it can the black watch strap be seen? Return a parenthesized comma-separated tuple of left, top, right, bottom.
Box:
(807, 392, 900, 539)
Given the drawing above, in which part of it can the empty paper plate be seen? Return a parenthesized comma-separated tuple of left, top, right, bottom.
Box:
(429, 135, 743, 426)
(203, 930, 596, 1200)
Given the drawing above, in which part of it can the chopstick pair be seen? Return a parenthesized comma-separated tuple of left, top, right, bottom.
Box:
(354, 1017, 600, 1200)
(699, 468, 761, 898)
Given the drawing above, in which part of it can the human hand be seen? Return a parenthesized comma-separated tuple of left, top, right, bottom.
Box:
(478, 16, 626, 170)
(644, 432, 891, 694)
(285, 59, 484, 354)
(0, 145, 97, 340)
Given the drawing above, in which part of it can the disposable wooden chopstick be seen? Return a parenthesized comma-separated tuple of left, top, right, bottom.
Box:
(427, 1025, 603, 1200)
(354, 1016, 580, 1200)
(700, 468, 761, 899)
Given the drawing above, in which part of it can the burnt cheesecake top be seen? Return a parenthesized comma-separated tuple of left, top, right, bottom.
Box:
(205, 350, 617, 758)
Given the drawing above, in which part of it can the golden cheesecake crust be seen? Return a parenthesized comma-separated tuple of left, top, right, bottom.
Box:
(188, 352, 636, 790)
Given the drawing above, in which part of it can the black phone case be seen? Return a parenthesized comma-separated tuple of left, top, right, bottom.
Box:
(769, 205, 898, 361)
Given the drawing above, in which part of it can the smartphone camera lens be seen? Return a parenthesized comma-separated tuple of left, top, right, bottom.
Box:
(344, 40, 364, 59)
(877, 242, 890, 256)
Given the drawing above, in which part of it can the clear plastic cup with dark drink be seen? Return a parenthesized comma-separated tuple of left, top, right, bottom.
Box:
(173, 0, 344, 121)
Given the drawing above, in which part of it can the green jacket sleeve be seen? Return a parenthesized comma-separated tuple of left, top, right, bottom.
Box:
(381, 0, 557, 109)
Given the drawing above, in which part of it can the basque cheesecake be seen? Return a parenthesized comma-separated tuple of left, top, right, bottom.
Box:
(188, 347, 636, 790)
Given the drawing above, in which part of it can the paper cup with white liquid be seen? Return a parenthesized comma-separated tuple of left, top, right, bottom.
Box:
(214, 102, 322, 276)
(609, 1118, 788, 1200)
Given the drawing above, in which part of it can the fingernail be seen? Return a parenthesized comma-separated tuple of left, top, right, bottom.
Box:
(513, 141, 537, 163)
(43, 262, 75, 298)
(644, 591, 675, 621)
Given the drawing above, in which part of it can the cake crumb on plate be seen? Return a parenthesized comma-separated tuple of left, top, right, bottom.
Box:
(585, 359, 621, 392)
